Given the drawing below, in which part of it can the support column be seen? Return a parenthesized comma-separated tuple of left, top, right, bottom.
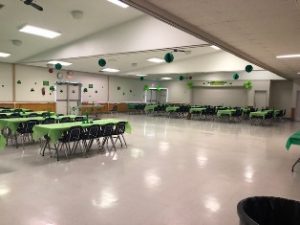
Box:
(12, 64, 16, 107)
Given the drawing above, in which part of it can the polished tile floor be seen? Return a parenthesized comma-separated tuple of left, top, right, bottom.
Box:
(0, 115, 300, 225)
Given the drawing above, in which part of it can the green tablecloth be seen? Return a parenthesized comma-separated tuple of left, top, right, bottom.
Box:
(0, 117, 48, 134)
(0, 135, 6, 150)
(286, 131, 300, 150)
(190, 107, 206, 113)
(144, 105, 158, 113)
(166, 106, 180, 112)
(0, 115, 79, 134)
(217, 109, 236, 117)
(249, 111, 269, 119)
(33, 119, 132, 144)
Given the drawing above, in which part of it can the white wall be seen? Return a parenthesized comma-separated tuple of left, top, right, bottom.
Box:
(192, 87, 247, 106)
(109, 76, 154, 103)
(247, 80, 271, 107)
(0, 62, 13, 102)
(160, 81, 191, 103)
(15, 65, 57, 102)
(270, 80, 292, 117)
(0, 62, 150, 104)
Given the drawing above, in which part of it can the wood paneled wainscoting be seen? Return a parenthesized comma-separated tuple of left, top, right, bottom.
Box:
(0, 102, 56, 112)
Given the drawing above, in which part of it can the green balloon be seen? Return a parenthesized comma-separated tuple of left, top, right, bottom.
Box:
(140, 77, 144, 81)
(233, 73, 239, 80)
(55, 63, 62, 70)
(98, 58, 106, 67)
(179, 75, 184, 81)
(164, 52, 174, 63)
(245, 65, 253, 73)
(144, 85, 149, 91)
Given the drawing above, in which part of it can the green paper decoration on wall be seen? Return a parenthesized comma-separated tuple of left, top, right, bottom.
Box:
(98, 58, 106, 67)
(55, 63, 62, 70)
(245, 65, 253, 73)
(60, 90, 63, 93)
(187, 81, 193, 89)
(88, 84, 93, 88)
(144, 84, 149, 91)
(179, 75, 184, 81)
(17, 80, 21, 84)
(164, 52, 174, 63)
(188, 76, 193, 80)
(72, 90, 76, 94)
(95, 90, 98, 94)
(43, 81, 49, 86)
(117, 86, 121, 90)
(30, 88, 35, 92)
(140, 76, 144, 81)
(243, 80, 253, 89)
(49, 86, 55, 91)
(83, 88, 88, 93)
(233, 73, 239, 80)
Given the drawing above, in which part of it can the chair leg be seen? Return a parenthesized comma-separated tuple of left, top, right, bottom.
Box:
(110, 136, 117, 151)
(292, 158, 300, 172)
(121, 134, 127, 148)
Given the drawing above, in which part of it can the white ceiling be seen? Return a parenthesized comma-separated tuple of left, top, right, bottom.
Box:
(0, 0, 142, 62)
(25, 45, 216, 76)
(123, 0, 300, 79)
(0, 0, 285, 80)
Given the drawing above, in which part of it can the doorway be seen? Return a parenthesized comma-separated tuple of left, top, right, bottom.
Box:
(254, 90, 268, 109)
(145, 88, 168, 104)
(55, 81, 82, 115)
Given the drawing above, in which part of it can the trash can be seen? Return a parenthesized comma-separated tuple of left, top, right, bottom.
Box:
(237, 196, 300, 225)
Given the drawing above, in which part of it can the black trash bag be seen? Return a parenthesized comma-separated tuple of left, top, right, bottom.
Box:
(237, 196, 300, 225)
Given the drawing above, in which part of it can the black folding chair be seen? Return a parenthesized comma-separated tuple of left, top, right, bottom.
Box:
(59, 117, 71, 123)
(74, 116, 84, 121)
(0, 114, 8, 119)
(17, 120, 39, 148)
(53, 126, 83, 161)
(112, 122, 127, 148)
(82, 125, 100, 153)
(9, 113, 22, 118)
(98, 123, 116, 152)
(27, 113, 39, 117)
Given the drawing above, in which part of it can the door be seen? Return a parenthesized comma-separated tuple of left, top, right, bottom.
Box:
(56, 82, 82, 115)
(254, 91, 268, 109)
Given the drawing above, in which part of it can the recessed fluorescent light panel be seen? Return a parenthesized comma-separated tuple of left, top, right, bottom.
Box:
(48, 61, 72, 66)
(161, 77, 172, 80)
(19, 25, 61, 39)
(147, 58, 164, 63)
(211, 45, 220, 50)
(136, 74, 147, 77)
(297, 72, 300, 75)
(106, 0, 129, 8)
(0, 52, 11, 58)
(276, 54, 300, 59)
(102, 68, 120, 73)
